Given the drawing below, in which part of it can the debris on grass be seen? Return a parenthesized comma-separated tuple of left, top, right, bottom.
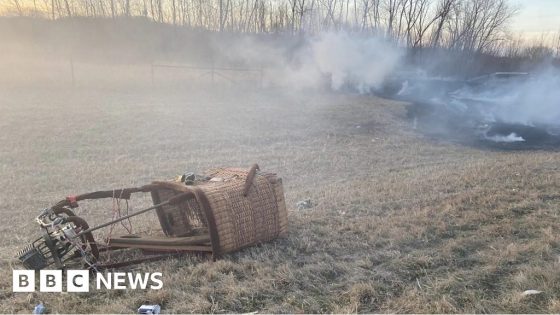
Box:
(521, 290, 543, 296)
(32, 302, 45, 314)
(296, 199, 313, 210)
(137, 304, 161, 314)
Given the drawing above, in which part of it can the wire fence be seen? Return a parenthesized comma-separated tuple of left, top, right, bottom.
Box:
(150, 63, 264, 87)
(0, 58, 266, 89)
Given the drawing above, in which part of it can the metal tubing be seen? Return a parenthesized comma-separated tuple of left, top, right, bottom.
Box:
(74, 191, 194, 238)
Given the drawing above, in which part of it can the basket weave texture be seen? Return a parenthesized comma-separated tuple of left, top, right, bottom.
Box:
(152, 167, 288, 255)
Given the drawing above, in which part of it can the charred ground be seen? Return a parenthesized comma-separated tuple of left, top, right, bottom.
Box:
(406, 101, 560, 151)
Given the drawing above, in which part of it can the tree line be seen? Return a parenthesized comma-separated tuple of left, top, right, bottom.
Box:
(3, 0, 559, 58)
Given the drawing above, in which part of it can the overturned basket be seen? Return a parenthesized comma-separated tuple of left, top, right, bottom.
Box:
(147, 164, 288, 256)
(19, 164, 288, 270)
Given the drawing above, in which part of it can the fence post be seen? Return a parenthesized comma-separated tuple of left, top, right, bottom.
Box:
(70, 57, 75, 87)
(259, 66, 264, 89)
(151, 63, 155, 86)
(211, 60, 215, 84)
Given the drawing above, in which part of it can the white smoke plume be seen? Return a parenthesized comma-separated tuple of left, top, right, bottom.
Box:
(307, 32, 403, 92)
(451, 68, 560, 128)
(493, 69, 560, 127)
(216, 31, 403, 92)
(485, 132, 525, 143)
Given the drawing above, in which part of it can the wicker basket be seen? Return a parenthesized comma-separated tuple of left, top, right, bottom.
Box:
(151, 165, 288, 257)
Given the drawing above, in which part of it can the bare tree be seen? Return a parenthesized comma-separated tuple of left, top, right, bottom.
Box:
(2, 0, 521, 54)
(430, 0, 454, 47)
(386, 0, 402, 37)
(554, 30, 560, 58)
(10, 0, 24, 15)
(410, 0, 437, 48)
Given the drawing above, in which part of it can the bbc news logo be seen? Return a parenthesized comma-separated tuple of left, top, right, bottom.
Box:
(13, 270, 163, 292)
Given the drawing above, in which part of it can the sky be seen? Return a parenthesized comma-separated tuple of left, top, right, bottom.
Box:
(510, 0, 560, 39)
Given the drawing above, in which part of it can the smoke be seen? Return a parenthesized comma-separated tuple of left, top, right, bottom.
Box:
(308, 32, 403, 92)
(6, 15, 558, 148)
(452, 68, 560, 128)
(217, 30, 560, 147)
(401, 63, 560, 146)
(484, 133, 525, 143)
(216, 31, 403, 92)
(493, 69, 560, 127)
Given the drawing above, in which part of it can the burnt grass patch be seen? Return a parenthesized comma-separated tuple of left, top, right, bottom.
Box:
(406, 102, 560, 151)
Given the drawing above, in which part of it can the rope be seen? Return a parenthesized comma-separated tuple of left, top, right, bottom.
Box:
(105, 189, 133, 263)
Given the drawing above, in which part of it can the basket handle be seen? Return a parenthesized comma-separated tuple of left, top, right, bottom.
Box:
(243, 164, 260, 196)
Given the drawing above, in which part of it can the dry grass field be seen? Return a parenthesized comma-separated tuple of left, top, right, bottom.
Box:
(1, 61, 560, 313)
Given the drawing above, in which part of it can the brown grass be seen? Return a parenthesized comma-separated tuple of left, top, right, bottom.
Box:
(0, 62, 559, 313)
